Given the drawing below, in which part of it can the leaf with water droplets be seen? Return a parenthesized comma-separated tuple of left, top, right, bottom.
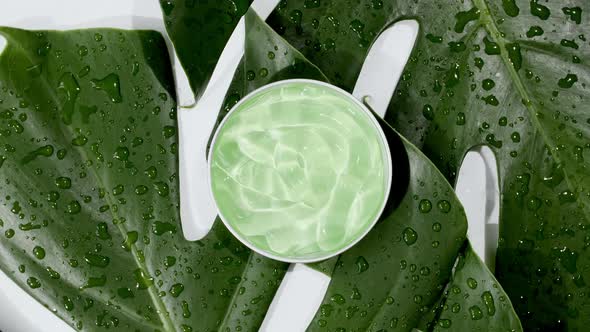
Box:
(0, 26, 287, 332)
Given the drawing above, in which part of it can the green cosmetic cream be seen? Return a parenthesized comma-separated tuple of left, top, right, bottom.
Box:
(210, 81, 389, 261)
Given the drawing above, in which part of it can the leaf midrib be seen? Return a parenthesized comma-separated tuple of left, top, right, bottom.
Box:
(0, 29, 176, 332)
(473, 0, 579, 204)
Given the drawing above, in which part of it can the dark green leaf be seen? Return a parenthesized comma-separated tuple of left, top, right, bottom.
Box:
(159, 0, 252, 99)
(0, 27, 286, 331)
(215, 9, 521, 331)
(269, 1, 590, 329)
(433, 244, 521, 331)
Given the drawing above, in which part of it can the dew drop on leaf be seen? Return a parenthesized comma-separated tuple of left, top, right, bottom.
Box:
(467, 277, 478, 289)
(454, 7, 480, 33)
(27, 277, 41, 289)
(330, 294, 346, 305)
(526, 26, 544, 38)
(33, 246, 45, 260)
(91, 73, 122, 103)
(558, 74, 578, 88)
(355, 256, 369, 273)
(169, 283, 185, 297)
(419, 199, 432, 213)
(437, 200, 451, 213)
(502, 0, 519, 17)
(530, 0, 550, 20)
(84, 253, 110, 267)
(55, 176, 71, 189)
(469, 305, 484, 320)
(563, 6, 582, 24)
(402, 227, 418, 245)
(482, 291, 496, 315)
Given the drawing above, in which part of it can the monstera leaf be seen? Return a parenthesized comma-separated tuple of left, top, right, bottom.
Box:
(268, 0, 590, 330)
(158, 0, 252, 99)
(0, 27, 287, 331)
(212, 9, 522, 331)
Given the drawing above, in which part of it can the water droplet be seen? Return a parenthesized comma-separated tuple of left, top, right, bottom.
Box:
(356, 256, 369, 273)
(448, 41, 467, 52)
(169, 283, 185, 297)
(483, 37, 500, 55)
(385, 296, 394, 305)
(84, 253, 110, 267)
(71, 135, 88, 146)
(467, 277, 478, 289)
(33, 246, 46, 260)
(27, 277, 41, 289)
(482, 79, 495, 91)
(402, 227, 418, 245)
(558, 190, 576, 204)
(163, 126, 175, 138)
(46, 267, 60, 279)
(182, 301, 191, 318)
(21, 145, 54, 164)
(91, 73, 122, 103)
(452, 303, 461, 313)
(135, 185, 148, 195)
(57, 73, 81, 125)
(481, 291, 496, 315)
(530, 0, 550, 20)
(422, 104, 434, 120)
(96, 222, 111, 240)
(438, 319, 452, 328)
(426, 34, 443, 43)
(55, 176, 71, 189)
(66, 200, 81, 214)
(563, 7, 582, 24)
(330, 294, 345, 305)
(419, 199, 432, 213)
(454, 7, 480, 33)
(165, 256, 176, 268)
(502, 0, 519, 17)
(154, 182, 170, 197)
(145, 166, 157, 179)
(469, 305, 484, 320)
(506, 43, 522, 70)
(152, 221, 176, 235)
(437, 200, 451, 213)
(558, 74, 578, 88)
(526, 26, 544, 38)
(122, 231, 138, 251)
(63, 296, 74, 311)
(112, 184, 124, 196)
(561, 39, 579, 49)
(483, 95, 499, 106)
(117, 287, 134, 299)
(474, 57, 484, 69)
(113, 147, 129, 161)
(456, 112, 466, 125)
(246, 70, 256, 81)
(80, 275, 106, 289)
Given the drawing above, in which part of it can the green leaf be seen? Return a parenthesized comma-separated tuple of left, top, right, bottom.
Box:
(215, 9, 521, 331)
(159, 0, 252, 99)
(269, 1, 590, 329)
(307, 119, 521, 331)
(432, 244, 521, 331)
(0, 27, 287, 331)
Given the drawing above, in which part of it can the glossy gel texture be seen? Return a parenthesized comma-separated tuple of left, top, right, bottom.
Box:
(210, 82, 388, 260)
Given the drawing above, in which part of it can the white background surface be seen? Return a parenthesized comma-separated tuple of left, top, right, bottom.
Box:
(0, 1, 499, 331)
